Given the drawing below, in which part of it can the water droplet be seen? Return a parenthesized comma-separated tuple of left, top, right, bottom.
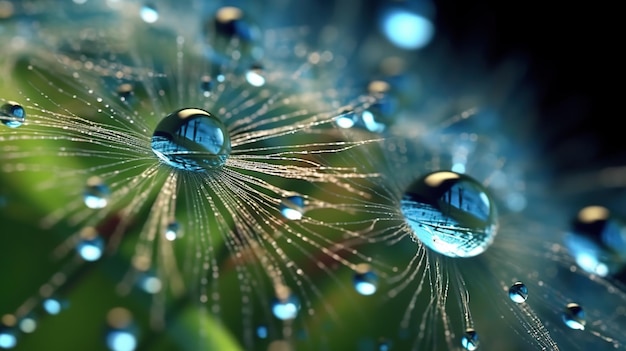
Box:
(117, 83, 133, 102)
(508, 281, 528, 303)
(151, 108, 231, 172)
(565, 206, 626, 277)
(256, 325, 268, 339)
(562, 303, 586, 330)
(461, 328, 479, 350)
(140, 3, 158, 23)
(164, 221, 180, 241)
(200, 75, 213, 97)
(335, 108, 358, 129)
(245, 64, 266, 87)
(1, 102, 25, 128)
(76, 227, 104, 262)
(380, 4, 435, 50)
(83, 176, 110, 209)
(400, 171, 498, 258)
(271, 287, 300, 320)
(138, 275, 162, 294)
(42, 298, 66, 315)
(353, 263, 378, 296)
(280, 195, 305, 220)
(378, 339, 391, 351)
(17, 316, 36, 334)
(0, 326, 16, 349)
(106, 308, 137, 351)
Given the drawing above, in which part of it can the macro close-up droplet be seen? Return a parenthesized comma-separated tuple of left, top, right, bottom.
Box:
(562, 303, 586, 331)
(508, 281, 529, 303)
(353, 263, 379, 296)
(1, 102, 25, 128)
(461, 328, 479, 350)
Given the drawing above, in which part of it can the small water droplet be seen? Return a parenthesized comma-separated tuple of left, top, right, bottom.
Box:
(0, 325, 17, 349)
(151, 108, 231, 172)
(335, 108, 358, 129)
(400, 171, 498, 258)
(165, 221, 180, 241)
(378, 338, 391, 351)
(272, 287, 300, 320)
(461, 328, 479, 350)
(245, 64, 265, 87)
(200, 75, 213, 97)
(138, 275, 162, 294)
(256, 325, 268, 339)
(17, 316, 36, 334)
(508, 281, 528, 303)
(117, 83, 133, 102)
(1, 102, 25, 128)
(76, 227, 104, 262)
(106, 308, 137, 351)
(280, 195, 305, 220)
(565, 206, 626, 277)
(562, 303, 585, 330)
(353, 263, 378, 296)
(140, 3, 158, 23)
(42, 298, 67, 315)
(83, 176, 110, 209)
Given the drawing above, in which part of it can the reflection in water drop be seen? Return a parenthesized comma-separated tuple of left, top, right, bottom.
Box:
(562, 303, 585, 330)
(400, 171, 498, 258)
(461, 328, 479, 350)
(1, 102, 25, 128)
(83, 176, 110, 209)
(353, 263, 378, 296)
(508, 281, 528, 303)
(151, 108, 231, 172)
(280, 195, 305, 220)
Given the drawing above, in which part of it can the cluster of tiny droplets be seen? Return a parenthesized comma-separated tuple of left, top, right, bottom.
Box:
(1, 1, 626, 351)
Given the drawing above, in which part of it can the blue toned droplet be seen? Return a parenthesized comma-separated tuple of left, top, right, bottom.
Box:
(43, 298, 66, 315)
(1, 102, 25, 128)
(280, 195, 305, 220)
(151, 108, 231, 172)
(378, 338, 391, 351)
(256, 325, 268, 339)
(245, 64, 265, 87)
(461, 328, 479, 350)
(84, 176, 110, 209)
(271, 290, 300, 320)
(200, 75, 213, 97)
(140, 3, 158, 23)
(138, 275, 162, 294)
(565, 205, 626, 277)
(165, 221, 180, 241)
(562, 303, 585, 330)
(106, 308, 137, 351)
(212, 6, 258, 43)
(335, 108, 358, 129)
(0, 325, 17, 349)
(76, 227, 104, 262)
(508, 282, 528, 303)
(400, 171, 498, 258)
(380, 4, 434, 50)
(353, 264, 378, 296)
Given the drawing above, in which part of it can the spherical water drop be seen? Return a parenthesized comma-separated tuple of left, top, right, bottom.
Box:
(353, 263, 378, 296)
(335, 108, 358, 129)
(140, 3, 158, 23)
(117, 84, 133, 102)
(245, 64, 266, 87)
(461, 328, 479, 350)
(280, 195, 305, 220)
(565, 205, 626, 277)
(106, 308, 137, 351)
(562, 303, 585, 330)
(271, 287, 300, 320)
(508, 281, 528, 303)
(83, 176, 110, 209)
(0, 327, 16, 349)
(42, 298, 66, 315)
(76, 227, 104, 262)
(164, 221, 180, 241)
(256, 325, 268, 339)
(400, 171, 498, 258)
(200, 75, 213, 97)
(380, 4, 434, 50)
(1, 102, 25, 128)
(151, 108, 231, 172)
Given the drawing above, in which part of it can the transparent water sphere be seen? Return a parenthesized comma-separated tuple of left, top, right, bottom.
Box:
(83, 176, 110, 209)
(353, 263, 378, 296)
(280, 195, 305, 220)
(508, 281, 528, 303)
(76, 227, 104, 262)
(400, 171, 498, 258)
(151, 108, 231, 172)
(1, 102, 25, 128)
(271, 287, 300, 320)
(562, 303, 586, 330)
(461, 328, 479, 350)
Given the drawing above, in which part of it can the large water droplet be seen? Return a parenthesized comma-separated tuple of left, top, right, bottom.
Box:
(151, 108, 231, 172)
(83, 176, 110, 209)
(508, 281, 528, 303)
(271, 287, 300, 320)
(76, 227, 104, 261)
(280, 195, 306, 220)
(106, 308, 137, 351)
(1, 102, 25, 128)
(565, 205, 626, 277)
(461, 328, 479, 350)
(400, 171, 498, 258)
(562, 303, 585, 330)
(353, 263, 378, 296)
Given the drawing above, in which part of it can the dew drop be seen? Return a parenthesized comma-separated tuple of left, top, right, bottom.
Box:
(212, 6, 258, 43)
(76, 227, 104, 262)
(139, 3, 158, 23)
(164, 221, 180, 241)
(83, 176, 110, 209)
(508, 281, 528, 303)
(271, 286, 300, 320)
(565, 205, 626, 277)
(461, 328, 479, 350)
(256, 325, 268, 339)
(0, 326, 16, 349)
(280, 195, 305, 220)
(335, 108, 358, 129)
(138, 275, 162, 294)
(400, 171, 498, 258)
(42, 298, 66, 315)
(151, 108, 231, 172)
(353, 263, 378, 296)
(117, 83, 133, 102)
(17, 316, 36, 334)
(200, 75, 213, 97)
(245, 64, 266, 87)
(106, 308, 137, 351)
(1, 102, 25, 128)
(562, 303, 585, 330)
